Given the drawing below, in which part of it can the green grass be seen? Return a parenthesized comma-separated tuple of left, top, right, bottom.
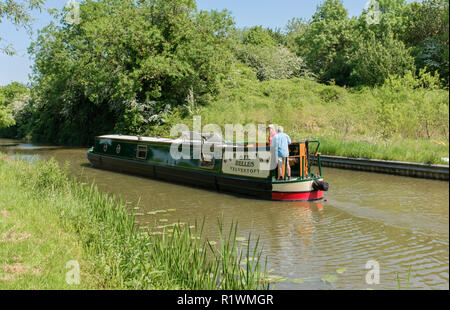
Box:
(308, 136, 449, 165)
(0, 155, 269, 290)
(0, 157, 93, 289)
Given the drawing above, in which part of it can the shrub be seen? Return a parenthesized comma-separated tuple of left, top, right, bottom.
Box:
(234, 44, 313, 81)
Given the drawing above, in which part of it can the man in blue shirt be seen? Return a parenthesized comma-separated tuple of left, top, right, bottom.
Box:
(272, 126, 291, 180)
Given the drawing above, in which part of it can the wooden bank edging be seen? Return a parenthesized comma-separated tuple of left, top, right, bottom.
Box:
(316, 155, 449, 181)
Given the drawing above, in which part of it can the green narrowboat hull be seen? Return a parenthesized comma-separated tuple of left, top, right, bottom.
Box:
(86, 134, 328, 201)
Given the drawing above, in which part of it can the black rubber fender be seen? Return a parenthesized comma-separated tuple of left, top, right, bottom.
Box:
(313, 180, 329, 192)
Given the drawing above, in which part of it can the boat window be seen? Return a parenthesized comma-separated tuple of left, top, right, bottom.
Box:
(136, 145, 147, 159)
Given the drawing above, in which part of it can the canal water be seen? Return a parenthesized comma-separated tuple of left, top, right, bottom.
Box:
(1, 139, 448, 290)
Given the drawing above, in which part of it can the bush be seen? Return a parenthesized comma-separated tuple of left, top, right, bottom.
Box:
(234, 44, 313, 81)
(0, 82, 28, 129)
(374, 69, 449, 139)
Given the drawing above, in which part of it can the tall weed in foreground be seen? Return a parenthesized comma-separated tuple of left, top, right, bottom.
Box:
(396, 266, 413, 290)
(145, 220, 268, 290)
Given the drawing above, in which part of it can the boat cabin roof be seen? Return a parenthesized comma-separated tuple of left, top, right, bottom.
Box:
(98, 134, 176, 144)
(97, 132, 228, 144)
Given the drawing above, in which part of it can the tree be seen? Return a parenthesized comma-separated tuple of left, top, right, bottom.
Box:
(406, 0, 449, 85)
(414, 37, 446, 74)
(350, 30, 415, 86)
(441, 0, 449, 83)
(243, 26, 277, 47)
(360, 0, 449, 85)
(284, 17, 308, 51)
(233, 24, 310, 81)
(396, 0, 448, 47)
(295, 0, 357, 85)
(234, 44, 311, 81)
(0, 0, 45, 54)
(377, 0, 407, 13)
(0, 1, 43, 128)
(0, 107, 14, 128)
(28, 0, 235, 145)
(0, 82, 28, 129)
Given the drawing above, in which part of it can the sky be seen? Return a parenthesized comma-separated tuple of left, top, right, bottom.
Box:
(0, 0, 372, 86)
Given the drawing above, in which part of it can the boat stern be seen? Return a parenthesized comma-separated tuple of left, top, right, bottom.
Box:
(271, 178, 327, 201)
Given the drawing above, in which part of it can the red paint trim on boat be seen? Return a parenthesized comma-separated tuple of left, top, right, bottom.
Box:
(272, 190, 324, 201)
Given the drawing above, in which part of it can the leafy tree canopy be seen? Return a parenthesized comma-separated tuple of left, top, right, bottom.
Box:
(0, 0, 45, 54)
(295, 0, 356, 85)
(350, 29, 415, 86)
(0, 82, 28, 128)
(243, 26, 277, 47)
(28, 0, 236, 144)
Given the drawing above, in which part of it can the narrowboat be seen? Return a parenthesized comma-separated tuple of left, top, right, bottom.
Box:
(86, 132, 329, 201)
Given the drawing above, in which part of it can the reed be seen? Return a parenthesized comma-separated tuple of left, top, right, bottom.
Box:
(396, 265, 413, 290)
(0, 155, 269, 290)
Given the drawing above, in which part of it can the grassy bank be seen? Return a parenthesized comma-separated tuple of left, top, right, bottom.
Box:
(153, 74, 449, 165)
(309, 136, 449, 165)
(0, 162, 93, 289)
(0, 155, 268, 290)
